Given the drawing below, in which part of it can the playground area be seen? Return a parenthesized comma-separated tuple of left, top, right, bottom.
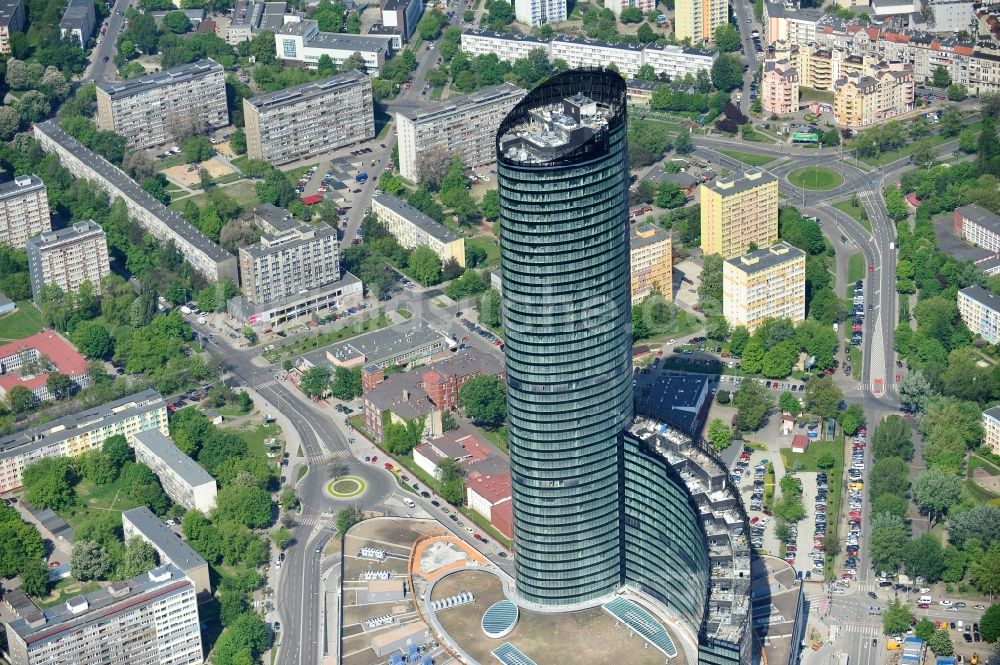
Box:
(161, 156, 237, 186)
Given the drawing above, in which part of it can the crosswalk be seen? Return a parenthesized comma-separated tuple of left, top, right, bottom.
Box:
(256, 379, 279, 390)
(841, 621, 882, 637)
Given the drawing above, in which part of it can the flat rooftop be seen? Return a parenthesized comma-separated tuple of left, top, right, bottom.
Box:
(302, 316, 445, 367)
(60, 0, 92, 30)
(634, 371, 710, 436)
(245, 71, 369, 112)
(398, 83, 525, 126)
(959, 284, 1000, 312)
(28, 220, 104, 248)
(703, 170, 777, 196)
(0, 0, 20, 26)
(499, 94, 615, 164)
(241, 221, 338, 259)
(725, 242, 804, 275)
(97, 59, 223, 100)
(957, 204, 1000, 234)
(131, 430, 216, 489)
(0, 174, 44, 202)
(121, 506, 208, 574)
(372, 193, 459, 243)
(461, 27, 548, 46)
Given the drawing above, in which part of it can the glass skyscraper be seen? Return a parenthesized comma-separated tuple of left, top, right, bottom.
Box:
(496, 70, 633, 605)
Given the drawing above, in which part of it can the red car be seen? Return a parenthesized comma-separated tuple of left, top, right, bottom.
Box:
(370, 456, 378, 463)
(868, 265, 874, 272)
(384, 462, 393, 470)
(896, 374, 901, 382)
(917, 603, 930, 609)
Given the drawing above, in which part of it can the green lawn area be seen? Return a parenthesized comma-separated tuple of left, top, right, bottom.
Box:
(742, 129, 773, 143)
(429, 85, 444, 101)
(847, 253, 866, 283)
(717, 149, 775, 167)
(859, 122, 981, 167)
(396, 309, 412, 320)
(265, 312, 390, 362)
(969, 453, 1000, 477)
(60, 476, 144, 532)
(966, 454, 1000, 502)
(35, 578, 102, 609)
(170, 180, 259, 210)
(466, 235, 500, 267)
(780, 436, 845, 580)
(228, 422, 282, 459)
(798, 87, 834, 103)
(833, 200, 872, 233)
(849, 347, 862, 380)
(965, 478, 1000, 503)
(0, 302, 43, 342)
(282, 163, 318, 182)
(788, 167, 844, 191)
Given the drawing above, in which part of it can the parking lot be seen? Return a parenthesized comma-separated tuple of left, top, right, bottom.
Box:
(840, 429, 867, 587)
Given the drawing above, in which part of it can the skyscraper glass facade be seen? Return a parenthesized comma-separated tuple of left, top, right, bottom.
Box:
(496, 70, 633, 605)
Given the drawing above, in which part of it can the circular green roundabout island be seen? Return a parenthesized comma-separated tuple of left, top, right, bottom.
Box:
(326, 476, 366, 499)
(787, 166, 845, 191)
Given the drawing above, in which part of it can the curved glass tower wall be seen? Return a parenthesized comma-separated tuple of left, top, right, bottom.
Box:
(496, 70, 633, 605)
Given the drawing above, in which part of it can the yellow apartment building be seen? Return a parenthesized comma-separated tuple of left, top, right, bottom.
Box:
(723, 242, 805, 333)
(700, 170, 779, 259)
(630, 224, 673, 304)
(674, 0, 726, 43)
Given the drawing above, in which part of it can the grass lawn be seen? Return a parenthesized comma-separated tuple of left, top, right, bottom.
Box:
(859, 123, 981, 167)
(717, 149, 775, 167)
(228, 422, 282, 459)
(60, 476, 144, 532)
(798, 87, 834, 103)
(396, 309, 412, 319)
(429, 85, 444, 101)
(780, 436, 845, 580)
(466, 235, 500, 267)
(965, 478, 1000, 503)
(0, 302, 43, 342)
(849, 347, 862, 380)
(847, 253, 866, 283)
(35, 578, 102, 609)
(170, 180, 259, 210)
(969, 453, 1000, 477)
(741, 129, 773, 143)
(788, 167, 844, 191)
(265, 312, 390, 362)
(283, 163, 318, 183)
(833, 200, 872, 233)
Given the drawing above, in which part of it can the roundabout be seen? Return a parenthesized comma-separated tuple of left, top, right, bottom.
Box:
(787, 166, 845, 190)
(326, 475, 367, 499)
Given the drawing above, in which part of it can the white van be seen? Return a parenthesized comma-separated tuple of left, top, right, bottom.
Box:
(403, 498, 416, 508)
(919, 595, 932, 604)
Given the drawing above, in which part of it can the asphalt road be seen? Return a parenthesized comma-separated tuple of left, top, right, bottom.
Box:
(730, 0, 759, 114)
(85, 0, 131, 83)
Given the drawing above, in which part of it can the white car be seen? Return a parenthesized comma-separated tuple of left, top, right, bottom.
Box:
(939, 599, 952, 606)
(667, 339, 676, 345)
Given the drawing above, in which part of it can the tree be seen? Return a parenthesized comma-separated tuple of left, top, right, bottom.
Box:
(914, 618, 936, 641)
(340, 51, 367, 73)
(872, 492, 908, 519)
(102, 434, 132, 472)
(871, 512, 909, 572)
(903, 533, 946, 582)
(714, 23, 741, 51)
(271, 527, 293, 550)
(711, 54, 743, 92)
(654, 181, 685, 208)
(707, 418, 733, 451)
(329, 366, 362, 400)
(778, 391, 800, 415)
(15, 91, 49, 123)
(20, 559, 50, 597)
(184, 136, 213, 163)
(71, 540, 113, 581)
(335, 506, 363, 537)
(882, 598, 912, 635)
(804, 376, 842, 419)
(732, 380, 774, 432)
(981, 604, 1000, 642)
(45, 372, 75, 400)
(22, 458, 75, 510)
(870, 457, 910, 499)
(947, 83, 968, 102)
(300, 366, 330, 398)
(317, 53, 336, 76)
(117, 537, 158, 579)
(872, 415, 914, 461)
(213, 612, 269, 665)
(932, 64, 952, 88)
(229, 127, 246, 155)
(0, 106, 20, 140)
(163, 10, 192, 33)
(213, 484, 274, 529)
(436, 457, 466, 505)
(458, 375, 506, 428)
(913, 469, 962, 526)
(698, 253, 724, 313)
(839, 404, 865, 436)
(0, 517, 44, 578)
(927, 629, 954, 657)
(407, 246, 442, 286)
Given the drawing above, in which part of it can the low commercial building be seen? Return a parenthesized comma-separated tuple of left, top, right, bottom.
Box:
(4, 565, 203, 665)
(0, 175, 51, 251)
(723, 242, 806, 333)
(275, 20, 392, 74)
(834, 63, 915, 127)
(0, 389, 167, 492)
(412, 430, 503, 482)
(226, 0, 290, 43)
(59, 0, 95, 47)
(149, 8, 205, 29)
(466, 472, 512, 524)
(33, 121, 238, 284)
(958, 285, 1000, 344)
(299, 316, 449, 370)
(633, 372, 712, 436)
(243, 72, 374, 165)
(26, 220, 110, 302)
(395, 83, 525, 183)
(983, 406, 1000, 454)
(129, 430, 218, 513)
(762, 58, 799, 115)
(371, 622, 428, 658)
(228, 272, 363, 327)
(629, 224, 672, 305)
(95, 60, 228, 149)
(700, 170, 779, 260)
(371, 193, 465, 268)
(0, 0, 25, 55)
(0, 331, 90, 404)
(954, 205, 1000, 254)
(121, 506, 211, 597)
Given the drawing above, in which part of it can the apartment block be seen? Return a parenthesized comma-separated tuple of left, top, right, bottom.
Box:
(674, 0, 727, 43)
(630, 224, 672, 305)
(226, 0, 290, 44)
(371, 193, 465, 267)
(243, 73, 373, 165)
(970, 44, 1000, 96)
(958, 285, 1000, 344)
(834, 63, 914, 127)
(0, 331, 90, 403)
(96, 60, 228, 149)
(762, 58, 799, 114)
(33, 121, 238, 284)
(0, 0, 25, 55)
(4, 565, 203, 665)
(396, 83, 525, 183)
(380, 0, 423, 40)
(122, 507, 211, 597)
(762, 1, 823, 46)
(26, 220, 110, 302)
(0, 388, 166, 492)
(700, 171, 779, 260)
(239, 219, 339, 305)
(0, 175, 51, 250)
(460, 29, 717, 81)
(606, 0, 655, 15)
(513, 0, 566, 26)
(723, 242, 806, 333)
(130, 430, 217, 513)
(275, 20, 391, 74)
(954, 205, 1000, 254)
(419, 348, 504, 411)
(59, 0, 95, 47)
(983, 406, 1000, 455)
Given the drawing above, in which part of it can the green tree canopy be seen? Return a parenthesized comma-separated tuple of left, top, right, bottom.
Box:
(458, 375, 506, 429)
(22, 457, 75, 510)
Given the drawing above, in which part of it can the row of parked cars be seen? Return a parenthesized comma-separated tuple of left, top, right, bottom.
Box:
(459, 318, 503, 348)
(842, 428, 868, 583)
(850, 280, 866, 347)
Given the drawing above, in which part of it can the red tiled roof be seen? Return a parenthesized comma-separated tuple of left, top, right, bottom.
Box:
(791, 434, 809, 450)
(300, 195, 323, 205)
(906, 193, 921, 207)
(0, 332, 87, 393)
(467, 473, 511, 504)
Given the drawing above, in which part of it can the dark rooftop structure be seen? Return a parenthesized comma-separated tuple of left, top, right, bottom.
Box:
(956, 204, 1000, 233)
(959, 284, 1000, 312)
(121, 507, 210, 595)
(131, 430, 216, 489)
(703, 170, 777, 197)
(244, 71, 370, 113)
(252, 203, 298, 235)
(97, 59, 223, 101)
(634, 371, 711, 436)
